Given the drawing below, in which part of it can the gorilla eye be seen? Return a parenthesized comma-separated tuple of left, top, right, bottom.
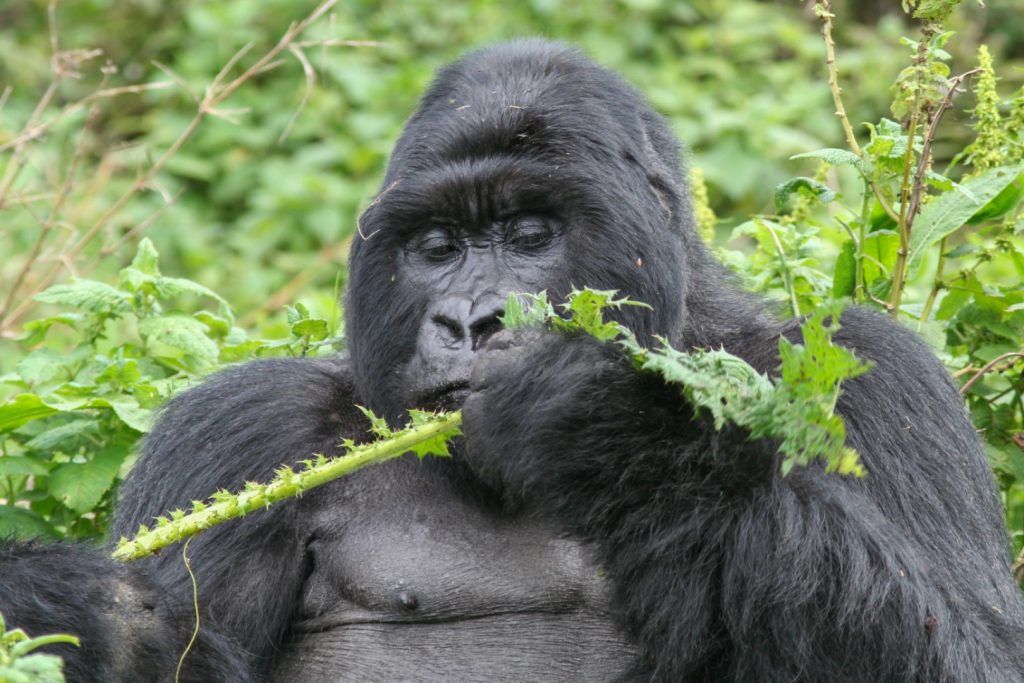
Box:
(505, 217, 556, 251)
(411, 229, 461, 261)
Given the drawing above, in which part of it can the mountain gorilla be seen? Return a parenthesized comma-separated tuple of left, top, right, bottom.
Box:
(3, 39, 1024, 682)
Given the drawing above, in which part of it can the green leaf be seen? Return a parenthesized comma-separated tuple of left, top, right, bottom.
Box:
(150, 276, 232, 315)
(774, 177, 836, 214)
(102, 398, 153, 433)
(501, 292, 554, 329)
(16, 349, 67, 385)
(47, 446, 126, 514)
(557, 289, 637, 342)
(832, 240, 856, 298)
(0, 457, 49, 477)
(966, 172, 1024, 224)
(130, 238, 161, 276)
(0, 395, 58, 432)
(18, 313, 84, 345)
(24, 419, 101, 451)
(292, 318, 329, 341)
(790, 148, 866, 172)
(34, 280, 133, 315)
(137, 315, 219, 369)
(0, 506, 57, 541)
(908, 163, 1024, 272)
(863, 230, 899, 283)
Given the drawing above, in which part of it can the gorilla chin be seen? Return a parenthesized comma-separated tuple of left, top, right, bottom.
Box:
(2, 38, 1023, 683)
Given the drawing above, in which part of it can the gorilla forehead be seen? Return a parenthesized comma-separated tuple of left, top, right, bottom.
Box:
(385, 40, 680, 185)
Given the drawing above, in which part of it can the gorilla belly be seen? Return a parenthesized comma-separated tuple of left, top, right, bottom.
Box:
(272, 612, 634, 682)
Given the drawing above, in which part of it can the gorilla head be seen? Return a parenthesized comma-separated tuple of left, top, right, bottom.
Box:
(346, 40, 701, 420)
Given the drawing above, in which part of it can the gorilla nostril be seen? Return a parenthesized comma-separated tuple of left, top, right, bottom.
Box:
(470, 313, 504, 350)
(432, 314, 464, 344)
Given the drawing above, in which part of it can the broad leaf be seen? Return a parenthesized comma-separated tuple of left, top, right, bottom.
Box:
(908, 163, 1024, 272)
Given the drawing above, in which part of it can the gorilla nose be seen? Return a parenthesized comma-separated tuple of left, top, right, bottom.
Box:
(429, 294, 505, 352)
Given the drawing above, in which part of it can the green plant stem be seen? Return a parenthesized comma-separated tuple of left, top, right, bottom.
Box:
(761, 220, 801, 317)
(890, 24, 939, 316)
(918, 235, 947, 326)
(112, 410, 462, 561)
(816, 0, 860, 156)
(855, 180, 870, 303)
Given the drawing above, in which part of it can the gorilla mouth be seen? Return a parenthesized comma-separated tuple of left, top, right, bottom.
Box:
(413, 381, 470, 411)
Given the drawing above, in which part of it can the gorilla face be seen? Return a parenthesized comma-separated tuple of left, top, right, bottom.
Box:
(346, 40, 692, 421)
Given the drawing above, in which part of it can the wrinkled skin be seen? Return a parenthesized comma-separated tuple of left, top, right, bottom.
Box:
(3, 40, 1024, 683)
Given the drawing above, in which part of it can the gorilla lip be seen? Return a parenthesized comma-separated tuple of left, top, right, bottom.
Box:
(413, 381, 470, 411)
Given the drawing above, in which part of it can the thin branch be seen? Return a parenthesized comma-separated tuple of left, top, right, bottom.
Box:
(0, 82, 173, 155)
(815, 0, 861, 155)
(960, 352, 1024, 395)
(0, 82, 105, 323)
(277, 44, 316, 144)
(0, 0, 340, 332)
(906, 68, 982, 224)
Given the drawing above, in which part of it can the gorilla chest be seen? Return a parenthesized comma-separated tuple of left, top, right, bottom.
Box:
(273, 463, 635, 681)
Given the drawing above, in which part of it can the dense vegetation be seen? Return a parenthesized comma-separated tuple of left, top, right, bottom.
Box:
(2, 0, 1023, 587)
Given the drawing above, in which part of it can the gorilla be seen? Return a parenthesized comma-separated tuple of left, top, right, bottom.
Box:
(2, 39, 1024, 682)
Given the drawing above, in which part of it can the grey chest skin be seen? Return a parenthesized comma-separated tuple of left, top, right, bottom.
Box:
(271, 457, 635, 682)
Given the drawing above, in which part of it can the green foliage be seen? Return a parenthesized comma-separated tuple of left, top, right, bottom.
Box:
(506, 291, 871, 477)
(0, 612, 78, 683)
(0, 240, 340, 542)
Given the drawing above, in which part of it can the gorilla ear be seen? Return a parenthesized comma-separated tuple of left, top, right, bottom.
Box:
(637, 122, 677, 220)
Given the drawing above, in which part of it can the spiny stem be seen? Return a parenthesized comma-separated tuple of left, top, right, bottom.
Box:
(112, 410, 462, 561)
(816, 0, 860, 156)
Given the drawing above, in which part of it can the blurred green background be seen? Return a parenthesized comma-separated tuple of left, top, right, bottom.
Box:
(1, 0, 1021, 333)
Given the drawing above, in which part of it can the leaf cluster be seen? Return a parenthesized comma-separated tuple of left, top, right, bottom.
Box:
(0, 612, 78, 683)
(505, 290, 871, 477)
(0, 240, 342, 542)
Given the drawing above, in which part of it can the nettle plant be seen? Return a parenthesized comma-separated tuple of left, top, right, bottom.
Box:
(0, 239, 341, 542)
(114, 288, 867, 561)
(715, 0, 1024, 566)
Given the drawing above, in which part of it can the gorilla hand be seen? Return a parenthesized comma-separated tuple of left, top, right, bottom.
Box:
(461, 327, 681, 517)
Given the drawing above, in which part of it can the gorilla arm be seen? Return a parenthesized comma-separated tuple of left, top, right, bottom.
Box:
(460, 312, 1024, 681)
(0, 356, 369, 682)
(111, 356, 370, 678)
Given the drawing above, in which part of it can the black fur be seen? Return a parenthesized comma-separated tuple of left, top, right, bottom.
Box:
(2, 40, 1022, 682)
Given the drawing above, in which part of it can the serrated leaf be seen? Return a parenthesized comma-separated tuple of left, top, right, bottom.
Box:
(150, 276, 231, 314)
(34, 280, 133, 315)
(908, 163, 1024, 272)
(137, 315, 219, 369)
(0, 456, 50, 477)
(292, 318, 329, 341)
(130, 238, 161, 276)
(18, 313, 84, 345)
(501, 291, 554, 329)
(0, 506, 57, 540)
(832, 240, 856, 298)
(774, 177, 836, 214)
(16, 349, 67, 385)
(47, 447, 126, 514)
(357, 405, 394, 438)
(0, 395, 58, 432)
(790, 148, 866, 172)
(24, 418, 101, 451)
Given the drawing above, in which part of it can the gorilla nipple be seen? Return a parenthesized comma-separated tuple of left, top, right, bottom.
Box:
(396, 589, 419, 612)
